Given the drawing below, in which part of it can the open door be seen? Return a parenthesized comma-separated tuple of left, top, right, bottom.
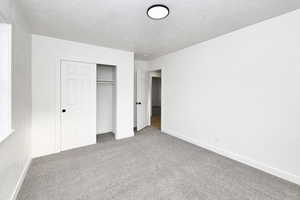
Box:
(61, 60, 97, 151)
(136, 69, 149, 131)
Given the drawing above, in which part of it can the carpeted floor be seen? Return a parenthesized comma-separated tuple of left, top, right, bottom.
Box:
(17, 127, 300, 200)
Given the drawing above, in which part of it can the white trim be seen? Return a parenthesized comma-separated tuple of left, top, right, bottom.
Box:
(164, 128, 300, 186)
(0, 23, 12, 143)
(115, 133, 133, 140)
(10, 158, 32, 200)
(97, 130, 114, 135)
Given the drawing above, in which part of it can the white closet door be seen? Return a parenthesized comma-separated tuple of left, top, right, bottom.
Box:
(61, 61, 96, 151)
(136, 69, 149, 131)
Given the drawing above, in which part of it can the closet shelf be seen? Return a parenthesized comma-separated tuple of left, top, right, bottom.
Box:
(97, 80, 115, 84)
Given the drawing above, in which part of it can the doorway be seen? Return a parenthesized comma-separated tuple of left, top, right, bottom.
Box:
(150, 73, 161, 129)
(135, 68, 162, 131)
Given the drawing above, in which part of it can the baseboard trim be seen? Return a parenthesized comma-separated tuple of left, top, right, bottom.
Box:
(97, 130, 114, 135)
(115, 131, 135, 140)
(164, 129, 300, 186)
(10, 158, 32, 200)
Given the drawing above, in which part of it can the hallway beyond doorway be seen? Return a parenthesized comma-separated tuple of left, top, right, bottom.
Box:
(151, 115, 161, 129)
(151, 75, 161, 129)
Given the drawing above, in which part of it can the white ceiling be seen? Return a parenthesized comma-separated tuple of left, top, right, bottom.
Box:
(18, 0, 300, 60)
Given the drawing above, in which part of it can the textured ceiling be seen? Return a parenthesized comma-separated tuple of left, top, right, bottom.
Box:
(18, 0, 300, 60)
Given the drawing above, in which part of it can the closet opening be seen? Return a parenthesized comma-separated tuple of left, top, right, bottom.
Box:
(96, 64, 116, 143)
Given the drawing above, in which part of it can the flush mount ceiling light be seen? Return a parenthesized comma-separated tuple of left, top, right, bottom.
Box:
(147, 4, 169, 20)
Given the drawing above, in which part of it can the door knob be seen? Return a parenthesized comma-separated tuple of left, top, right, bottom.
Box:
(136, 102, 142, 105)
(62, 109, 66, 113)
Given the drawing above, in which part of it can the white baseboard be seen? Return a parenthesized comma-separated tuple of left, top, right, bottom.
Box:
(97, 129, 114, 134)
(164, 129, 300, 186)
(115, 131, 135, 140)
(10, 158, 32, 200)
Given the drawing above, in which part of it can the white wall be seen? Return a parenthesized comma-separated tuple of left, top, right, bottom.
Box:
(150, 9, 300, 185)
(32, 35, 134, 158)
(0, 1, 32, 199)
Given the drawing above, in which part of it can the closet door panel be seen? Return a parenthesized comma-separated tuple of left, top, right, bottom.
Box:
(61, 61, 96, 151)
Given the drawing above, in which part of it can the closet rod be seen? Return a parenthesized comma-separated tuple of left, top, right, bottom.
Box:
(96, 80, 114, 83)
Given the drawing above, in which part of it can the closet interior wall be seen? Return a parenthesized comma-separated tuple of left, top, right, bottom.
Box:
(96, 64, 116, 136)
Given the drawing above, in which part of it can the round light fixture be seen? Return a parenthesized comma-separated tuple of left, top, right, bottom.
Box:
(147, 4, 169, 20)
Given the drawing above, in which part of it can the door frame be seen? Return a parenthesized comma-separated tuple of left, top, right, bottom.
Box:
(148, 70, 162, 128)
(59, 59, 118, 152)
